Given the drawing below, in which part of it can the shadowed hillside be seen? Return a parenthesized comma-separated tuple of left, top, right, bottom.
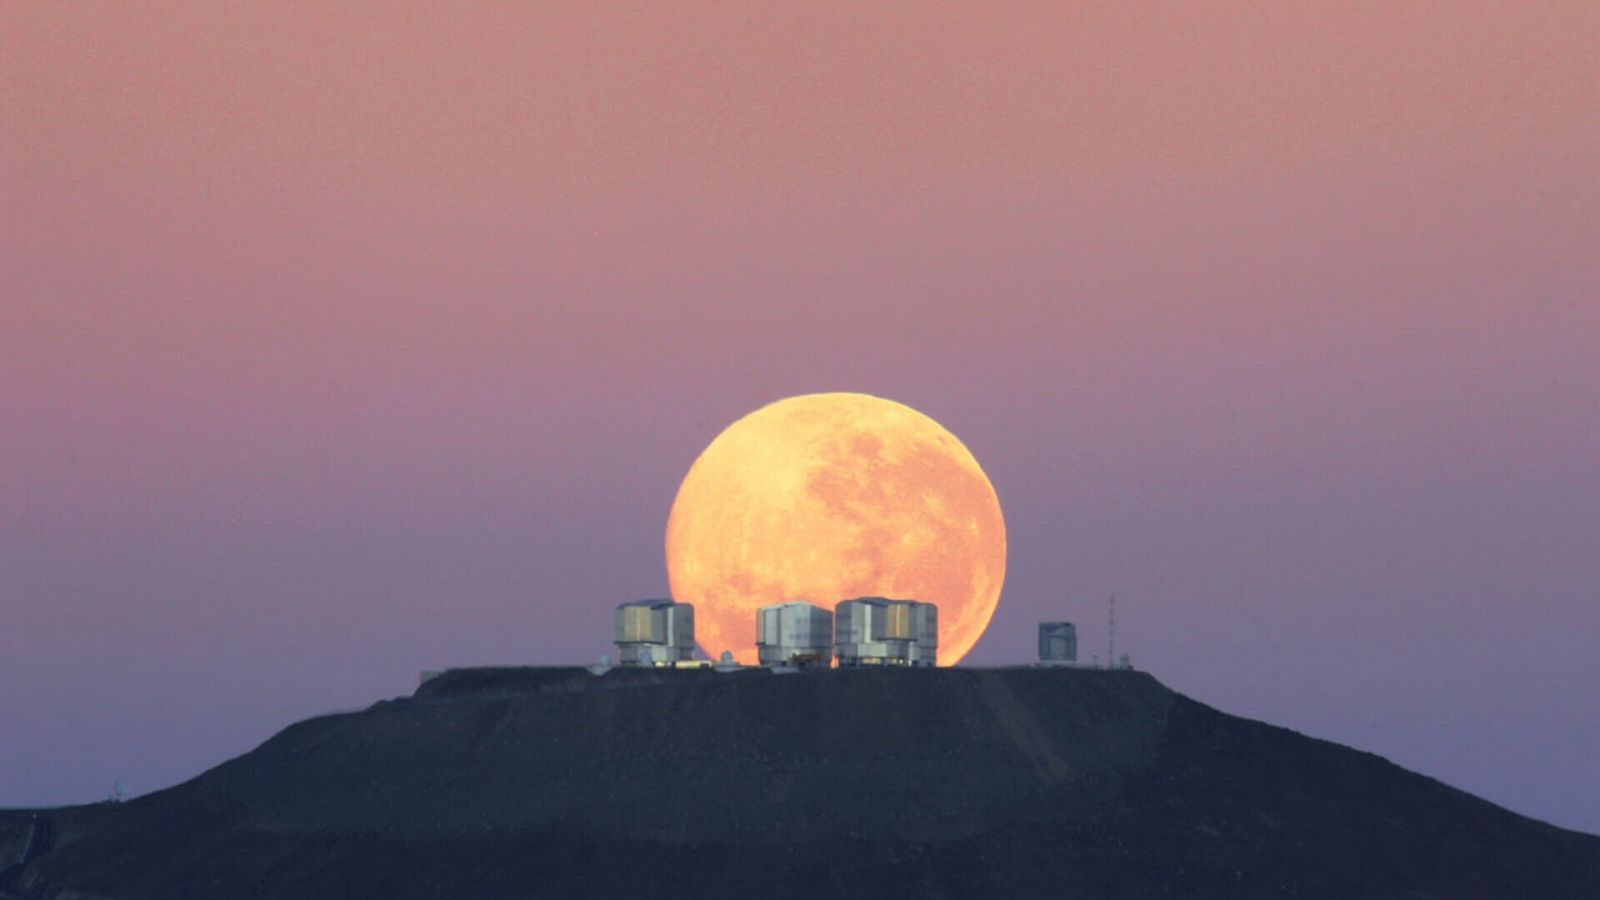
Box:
(4, 667, 1598, 898)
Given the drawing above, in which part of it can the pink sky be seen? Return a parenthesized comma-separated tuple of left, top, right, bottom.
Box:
(3, 3, 1597, 831)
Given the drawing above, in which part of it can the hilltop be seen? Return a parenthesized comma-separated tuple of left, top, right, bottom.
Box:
(3, 666, 1597, 898)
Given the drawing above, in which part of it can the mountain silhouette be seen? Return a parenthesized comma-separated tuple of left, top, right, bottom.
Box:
(4, 666, 1597, 898)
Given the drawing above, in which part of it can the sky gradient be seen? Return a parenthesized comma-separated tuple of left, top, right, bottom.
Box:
(3, 4, 1597, 832)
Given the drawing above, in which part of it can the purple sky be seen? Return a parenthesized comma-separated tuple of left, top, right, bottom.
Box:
(3, 4, 1596, 832)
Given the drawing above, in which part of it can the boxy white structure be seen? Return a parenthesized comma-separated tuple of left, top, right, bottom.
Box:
(756, 602, 834, 668)
(1038, 622, 1077, 666)
(834, 597, 937, 668)
(614, 599, 696, 666)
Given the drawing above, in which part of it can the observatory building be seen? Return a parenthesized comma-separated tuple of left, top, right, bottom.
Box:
(755, 601, 834, 668)
(614, 599, 695, 666)
(1038, 622, 1077, 666)
(834, 597, 937, 668)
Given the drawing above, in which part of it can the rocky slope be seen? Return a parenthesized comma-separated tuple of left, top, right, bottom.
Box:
(4, 666, 1598, 898)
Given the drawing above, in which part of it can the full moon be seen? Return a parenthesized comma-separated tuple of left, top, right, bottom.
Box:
(665, 392, 1006, 665)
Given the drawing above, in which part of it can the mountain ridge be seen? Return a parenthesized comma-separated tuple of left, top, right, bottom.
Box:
(4, 666, 1597, 898)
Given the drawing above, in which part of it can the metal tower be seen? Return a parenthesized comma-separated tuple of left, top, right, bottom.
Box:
(1108, 593, 1116, 669)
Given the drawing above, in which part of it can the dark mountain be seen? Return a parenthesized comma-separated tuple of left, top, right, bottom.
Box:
(4, 666, 1597, 898)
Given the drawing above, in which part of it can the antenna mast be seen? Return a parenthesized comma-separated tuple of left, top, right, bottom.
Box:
(1108, 593, 1116, 669)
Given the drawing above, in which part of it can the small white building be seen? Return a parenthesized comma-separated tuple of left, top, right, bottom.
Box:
(834, 597, 937, 668)
(756, 601, 834, 668)
(614, 599, 696, 666)
(1038, 622, 1077, 666)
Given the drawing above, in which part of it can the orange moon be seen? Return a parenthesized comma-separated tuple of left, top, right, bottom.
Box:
(665, 392, 1006, 665)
